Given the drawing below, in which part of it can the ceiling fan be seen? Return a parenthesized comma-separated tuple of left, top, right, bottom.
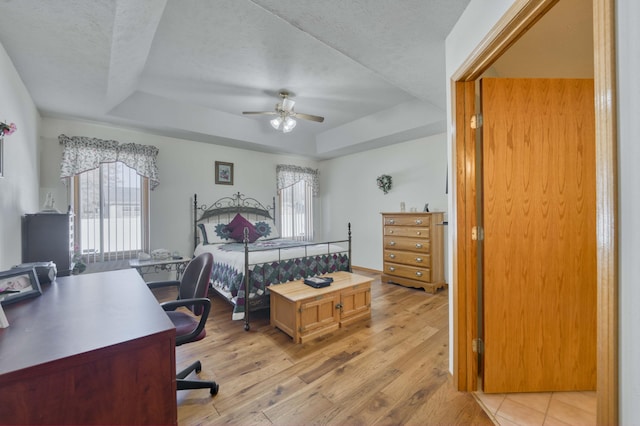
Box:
(242, 91, 324, 133)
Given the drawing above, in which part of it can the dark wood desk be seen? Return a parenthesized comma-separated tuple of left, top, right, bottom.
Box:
(0, 269, 177, 425)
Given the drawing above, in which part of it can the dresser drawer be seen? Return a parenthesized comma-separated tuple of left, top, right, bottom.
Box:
(383, 215, 430, 227)
(383, 236, 430, 253)
(384, 226, 430, 238)
(384, 262, 431, 283)
(384, 250, 431, 267)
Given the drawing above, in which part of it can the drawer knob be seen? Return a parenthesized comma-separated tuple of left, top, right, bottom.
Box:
(388, 219, 395, 224)
(415, 219, 423, 225)
(416, 257, 423, 262)
(389, 230, 394, 234)
(389, 254, 396, 259)
(416, 271, 423, 277)
(416, 231, 421, 235)
(389, 241, 396, 246)
(335, 303, 343, 310)
(389, 266, 396, 272)
(415, 243, 423, 249)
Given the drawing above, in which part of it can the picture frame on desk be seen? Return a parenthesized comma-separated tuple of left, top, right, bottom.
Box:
(0, 267, 42, 305)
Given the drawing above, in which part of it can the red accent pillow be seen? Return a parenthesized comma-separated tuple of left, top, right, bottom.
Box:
(228, 214, 261, 243)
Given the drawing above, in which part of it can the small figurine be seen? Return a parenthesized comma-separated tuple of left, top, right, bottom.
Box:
(42, 192, 60, 212)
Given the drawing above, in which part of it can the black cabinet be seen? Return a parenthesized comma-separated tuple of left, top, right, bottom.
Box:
(22, 213, 74, 277)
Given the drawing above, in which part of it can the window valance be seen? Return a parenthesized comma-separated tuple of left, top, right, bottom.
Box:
(276, 164, 319, 196)
(59, 134, 160, 190)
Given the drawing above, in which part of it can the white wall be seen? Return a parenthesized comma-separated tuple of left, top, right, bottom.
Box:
(39, 118, 447, 274)
(617, 0, 640, 422)
(0, 43, 41, 271)
(446, 0, 640, 421)
(39, 117, 319, 260)
(320, 133, 448, 272)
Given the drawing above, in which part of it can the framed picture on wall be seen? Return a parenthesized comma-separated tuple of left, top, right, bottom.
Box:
(215, 161, 234, 185)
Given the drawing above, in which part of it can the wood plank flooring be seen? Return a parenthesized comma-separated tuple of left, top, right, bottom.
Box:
(154, 269, 493, 425)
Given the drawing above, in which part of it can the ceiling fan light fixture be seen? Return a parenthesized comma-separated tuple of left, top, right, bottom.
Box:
(282, 98, 295, 112)
(282, 116, 296, 133)
(242, 90, 323, 133)
(270, 116, 283, 130)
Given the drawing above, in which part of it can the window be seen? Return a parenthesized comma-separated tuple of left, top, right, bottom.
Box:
(72, 162, 149, 262)
(279, 179, 314, 241)
(276, 164, 319, 241)
(59, 134, 159, 265)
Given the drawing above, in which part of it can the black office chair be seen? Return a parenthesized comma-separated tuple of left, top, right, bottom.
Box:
(148, 252, 219, 395)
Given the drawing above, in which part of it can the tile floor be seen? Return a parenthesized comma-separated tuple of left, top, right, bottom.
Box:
(474, 391, 597, 426)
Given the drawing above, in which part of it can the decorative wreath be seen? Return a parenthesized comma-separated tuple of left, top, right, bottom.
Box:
(376, 174, 392, 194)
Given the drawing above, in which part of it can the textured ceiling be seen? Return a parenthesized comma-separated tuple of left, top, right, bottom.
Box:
(0, 0, 470, 159)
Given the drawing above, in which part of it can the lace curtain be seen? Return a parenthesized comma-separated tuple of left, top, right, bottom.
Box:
(59, 134, 160, 189)
(276, 164, 319, 196)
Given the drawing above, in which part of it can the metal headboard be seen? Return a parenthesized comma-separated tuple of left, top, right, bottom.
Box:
(193, 192, 276, 250)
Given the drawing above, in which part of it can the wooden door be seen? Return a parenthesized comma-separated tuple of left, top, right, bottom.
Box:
(481, 78, 597, 392)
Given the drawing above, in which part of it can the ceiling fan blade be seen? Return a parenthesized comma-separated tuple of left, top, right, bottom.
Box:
(242, 111, 277, 116)
(294, 112, 325, 123)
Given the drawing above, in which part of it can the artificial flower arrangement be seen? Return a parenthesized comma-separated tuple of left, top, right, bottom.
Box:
(72, 245, 87, 274)
(0, 121, 17, 136)
(376, 174, 392, 194)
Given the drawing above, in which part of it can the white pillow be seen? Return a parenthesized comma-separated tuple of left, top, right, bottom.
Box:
(197, 222, 233, 244)
(253, 217, 280, 240)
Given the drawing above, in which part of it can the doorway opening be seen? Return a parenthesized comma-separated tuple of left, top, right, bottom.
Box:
(451, 0, 617, 424)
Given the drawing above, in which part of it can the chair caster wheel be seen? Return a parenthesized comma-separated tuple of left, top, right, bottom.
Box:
(195, 361, 202, 374)
(210, 383, 219, 396)
(244, 323, 250, 331)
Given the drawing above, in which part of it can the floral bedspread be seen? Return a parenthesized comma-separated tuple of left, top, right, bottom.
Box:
(194, 240, 350, 319)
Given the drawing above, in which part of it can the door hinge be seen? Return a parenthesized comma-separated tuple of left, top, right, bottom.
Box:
(472, 338, 484, 354)
(471, 226, 484, 241)
(470, 114, 483, 129)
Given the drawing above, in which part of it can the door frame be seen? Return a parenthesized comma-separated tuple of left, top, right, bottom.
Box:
(451, 0, 618, 424)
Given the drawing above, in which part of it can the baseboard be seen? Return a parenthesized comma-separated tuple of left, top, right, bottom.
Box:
(351, 265, 381, 275)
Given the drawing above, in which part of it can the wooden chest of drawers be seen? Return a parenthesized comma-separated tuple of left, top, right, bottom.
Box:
(381, 212, 446, 293)
(269, 271, 372, 343)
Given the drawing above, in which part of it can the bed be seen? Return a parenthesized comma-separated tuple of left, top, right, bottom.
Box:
(193, 192, 351, 330)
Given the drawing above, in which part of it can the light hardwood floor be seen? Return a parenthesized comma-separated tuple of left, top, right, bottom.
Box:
(154, 269, 493, 425)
